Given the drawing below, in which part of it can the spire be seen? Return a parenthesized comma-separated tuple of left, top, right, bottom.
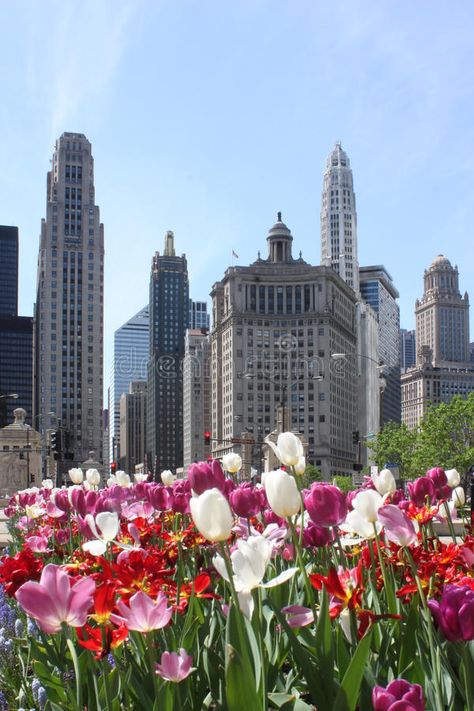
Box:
(163, 230, 176, 256)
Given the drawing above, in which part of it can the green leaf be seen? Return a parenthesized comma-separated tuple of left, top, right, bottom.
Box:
(226, 643, 261, 711)
(267, 691, 297, 707)
(315, 587, 334, 700)
(333, 628, 373, 711)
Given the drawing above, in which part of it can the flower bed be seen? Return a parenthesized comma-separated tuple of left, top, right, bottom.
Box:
(0, 434, 473, 710)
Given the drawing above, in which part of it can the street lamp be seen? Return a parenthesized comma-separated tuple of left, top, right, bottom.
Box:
(0, 393, 19, 399)
(331, 353, 386, 369)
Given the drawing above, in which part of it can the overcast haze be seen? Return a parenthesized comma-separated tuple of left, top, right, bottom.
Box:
(1, 0, 473, 381)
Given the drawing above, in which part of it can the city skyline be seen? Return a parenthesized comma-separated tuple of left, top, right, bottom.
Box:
(1, 2, 473, 383)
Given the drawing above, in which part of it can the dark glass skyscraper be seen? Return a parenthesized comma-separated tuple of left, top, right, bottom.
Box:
(0, 226, 19, 317)
(0, 226, 32, 427)
(147, 231, 189, 475)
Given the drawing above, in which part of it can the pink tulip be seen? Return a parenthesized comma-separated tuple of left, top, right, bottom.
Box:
(146, 484, 170, 511)
(155, 648, 195, 682)
(24, 535, 51, 553)
(110, 590, 172, 633)
(282, 605, 314, 628)
(373, 679, 425, 711)
(15, 564, 95, 634)
(426, 466, 447, 493)
(377, 504, 418, 547)
(229, 483, 262, 517)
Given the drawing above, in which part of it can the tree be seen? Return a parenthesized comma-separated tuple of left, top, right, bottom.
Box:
(365, 421, 417, 477)
(412, 393, 474, 476)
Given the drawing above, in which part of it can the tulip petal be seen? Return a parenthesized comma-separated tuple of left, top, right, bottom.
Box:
(261, 567, 298, 588)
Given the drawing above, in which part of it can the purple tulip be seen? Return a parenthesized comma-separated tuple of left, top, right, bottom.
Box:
(155, 648, 195, 682)
(373, 679, 425, 711)
(428, 585, 474, 642)
(187, 460, 226, 495)
(407, 476, 436, 506)
(70, 488, 87, 517)
(229, 483, 262, 518)
(302, 521, 330, 548)
(426, 467, 447, 494)
(304, 483, 347, 527)
(53, 490, 71, 513)
(147, 484, 170, 511)
(391, 489, 406, 506)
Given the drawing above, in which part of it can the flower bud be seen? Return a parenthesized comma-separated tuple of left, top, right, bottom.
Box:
(69, 468, 84, 485)
(445, 468, 461, 488)
(190, 488, 233, 541)
(86, 469, 101, 488)
(264, 469, 301, 518)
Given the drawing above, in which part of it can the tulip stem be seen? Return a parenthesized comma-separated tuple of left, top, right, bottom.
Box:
(147, 632, 160, 699)
(286, 516, 314, 610)
(372, 525, 397, 615)
(442, 502, 458, 544)
(461, 644, 473, 711)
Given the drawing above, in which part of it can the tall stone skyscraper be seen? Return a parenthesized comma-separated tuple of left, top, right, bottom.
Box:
(320, 143, 359, 295)
(402, 256, 473, 429)
(147, 231, 189, 475)
(34, 132, 104, 464)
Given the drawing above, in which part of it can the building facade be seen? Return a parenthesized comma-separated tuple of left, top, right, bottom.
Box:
(34, 132, 104, 464)
(108, 305, 149, 468)
(357, 301, 380, 464)
(211, 215, 358, 479)
(359, 265, 401, 424)
(402, 256, 473, 428)
(320, 143, 359, 295)
(119, 381, 147, 474)
(183, 329, 211, 471)
(0, 225, 18, 317)
(147, 231, 189, 475)
(400, 329, 416, 372)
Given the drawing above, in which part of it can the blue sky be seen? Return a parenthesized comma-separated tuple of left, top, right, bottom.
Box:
(1, 0, 473, 377)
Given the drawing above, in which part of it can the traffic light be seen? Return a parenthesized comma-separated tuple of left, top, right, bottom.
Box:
(51, 430, 62, 454)
(110, 462, 117, 474)
(352, 430, 360, 445)
(204, 431, 211, 445)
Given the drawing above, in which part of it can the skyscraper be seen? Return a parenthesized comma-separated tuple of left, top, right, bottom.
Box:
(320, 143, 359, 294)
(119, 381, 147, 474)
(359, 265, 401, 424)
(183, 329, 211, 470)
(189, 300, 210, 330)
(400, 329, 416, 371)
(0, 225, 33, 427)
(34, 132, 104, 464)
(211, 215, 358, 479)
(401, 256, 474, 428)
(415, 255, 469, 366)
(0, 226, 18, 317)
(147, 231, 189, 475)
(108, 305, 149, 467)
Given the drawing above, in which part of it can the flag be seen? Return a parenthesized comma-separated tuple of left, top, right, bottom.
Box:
(232, 250, 239, 259)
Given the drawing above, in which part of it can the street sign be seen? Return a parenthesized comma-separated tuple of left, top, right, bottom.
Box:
(231, 437, 255, 445)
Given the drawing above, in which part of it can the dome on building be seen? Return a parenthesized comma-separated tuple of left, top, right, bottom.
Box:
(430, 254, 452, 268)
(267, 212, 292, 239)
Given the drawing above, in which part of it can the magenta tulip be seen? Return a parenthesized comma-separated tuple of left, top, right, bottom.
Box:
(428, 585, 474, 642)
(229, 483, 262, 517)
(15, 564, 95, 634)
(426, 467, 447, 493)
(373, 679, 425, 711)
(110, 590, 172, 633)
(304, 483, 347, 527)
(187, 460, 226, 495)
(155, 648, 195, 682)
(302, 521, 331, 548)
(377, 504, 418, 547)
(407, 476, 436, 506)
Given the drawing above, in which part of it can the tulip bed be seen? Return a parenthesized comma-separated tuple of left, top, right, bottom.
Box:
(0, 434, 473, 711)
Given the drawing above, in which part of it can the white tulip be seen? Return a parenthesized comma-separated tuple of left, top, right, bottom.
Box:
(161, 469, 175, 486)
(445, 468, 461, 488)
(267, 432, 304, 467)
(222, 453, 242, 474)
(371, 468, 396, 496)
(293, 456, 306, 477)
(69, 468, 84, 485)
(264, 469, 301, 518)
(107, 475, 117, 487)
(190, 488, 234, 542)
(352, 489, 384, 523)
(115, 470, 131, 487)
(341, 509, 382, 540)
(213, 534, 297, 618)
(86, 468, 101, 488)
(452, 486, 465, 508)
(41, 478, 54, 490)
(83, 511, 120, 556)
(134, 472, 148, 483)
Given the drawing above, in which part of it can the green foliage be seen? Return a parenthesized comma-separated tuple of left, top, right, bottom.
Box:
(368, 393, 474, 478)
(302, 464, 322, 487)
(333, 475, 355, 494)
